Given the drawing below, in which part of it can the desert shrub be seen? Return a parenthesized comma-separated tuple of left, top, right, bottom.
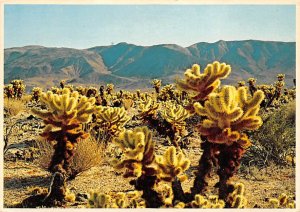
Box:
(247, 100, 295, 165)
(35, 137, 104, 180)
(4, 98, 25, 117)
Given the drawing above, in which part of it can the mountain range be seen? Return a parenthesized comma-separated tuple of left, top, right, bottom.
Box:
(4, 40, 296, 91)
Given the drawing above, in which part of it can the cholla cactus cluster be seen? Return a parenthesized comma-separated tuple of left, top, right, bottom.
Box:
(94, 106, 131, 143)
(31, 87, 43, 102)
(227, 183, 247, 208)
(269, 193, 295, 208)
(88, 190, 146, 208)
(9, 60, 294, 209)
(111, 127, 156, 178)
(32, 88, 95, 174)
(4, 79, 26, 99)
(31, 88, 96, 204)
(138, 98, 160, 120)
(161, 101, 190, 146)
(106, 83, 114, 95)
(191, 194, 225, 208)
(247, 78, 257, 96)
(152, 79, 162, 94)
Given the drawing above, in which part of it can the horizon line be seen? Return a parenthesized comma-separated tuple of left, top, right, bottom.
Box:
(4, 39, 296, 50)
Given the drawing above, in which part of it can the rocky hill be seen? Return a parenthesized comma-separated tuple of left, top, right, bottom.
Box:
(4, 40, 296, 90)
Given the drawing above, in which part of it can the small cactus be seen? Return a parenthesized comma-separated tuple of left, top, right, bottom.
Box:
(191, 194, 225, 208)
(94, 106, 130, 143)
(152, 79, 162, 94)
(111, 127, 156, 178)
(155, 146, 190, 182)
(161, 101, 190, 147)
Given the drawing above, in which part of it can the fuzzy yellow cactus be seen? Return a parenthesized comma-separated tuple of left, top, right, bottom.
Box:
(8, 79, 26, 99)
(152, 79, 162, 93)
(106, 83, 114, 95)
(158, 184, 174, 207)
(228, 183, 247, 208)
(138, 98, 160, 119)
(158, 84, 176, 101)
(31, 87, 43, 102)
(31, 89, 96, 173)
(176, 62, 231, 101)
(269, 193, 295, 208)
(31, 88, 95, 204)
(161, 101, 190, 136)
(111, 127, 156, 178)
(155, 146, 190, 182)
(194, 85, 264, 146)
(33, 88, 95, 128)
(191, 194, 225, 208)
(94, 106, 130, 140)
(277, 73, 285, 81)
(88, 190, 146, 208)
(237, 81, 245, 87)
(88, 191, 112, 208)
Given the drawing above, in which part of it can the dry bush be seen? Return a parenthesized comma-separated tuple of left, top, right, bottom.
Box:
(35, 136, 104, 180)
(22, 94, 32, 104)
(244, 100, 295, 166)
(4, 98, 26, 117)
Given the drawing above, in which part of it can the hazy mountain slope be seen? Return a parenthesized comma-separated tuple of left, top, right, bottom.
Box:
(4, 40, 296, 90)
(4, 46, 110, 84)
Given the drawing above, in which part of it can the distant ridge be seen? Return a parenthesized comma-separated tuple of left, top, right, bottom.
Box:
(4, 40, 296, 90)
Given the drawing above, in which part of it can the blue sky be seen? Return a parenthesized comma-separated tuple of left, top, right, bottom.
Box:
(4, 4, 296, 49)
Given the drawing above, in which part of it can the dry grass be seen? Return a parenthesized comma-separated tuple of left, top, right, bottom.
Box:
(4, 98, 26, 117)
(34, 136, 105, 179)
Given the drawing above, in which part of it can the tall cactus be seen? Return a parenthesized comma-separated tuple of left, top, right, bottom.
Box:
(32, 88, 95, 204)
(192, 86, 264, 203)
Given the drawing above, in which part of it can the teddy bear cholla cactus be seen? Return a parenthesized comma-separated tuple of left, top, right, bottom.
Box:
(161, 101, 190, 147)
(155, 146, 190, 182)
(152, 79, 162, 94)
(31, 87, 43, 102)
(31, 88, 95, 204)
(111, 127, 156, 178)
(191, 194, 225, 208)
(111, 127, 191, 208)
(88, 190, 146, 208)
(227, 182, 247, 208)
(177, 62, 231, 102)
(191, 86, 264, 202)
(138, 98, 160, 120)
(194, 86, 264, 146)
(106, 83, 114, 95)
(269, 193, 295, 208)
(94, 106, 130, 143)
(111, 127, 162, 207)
